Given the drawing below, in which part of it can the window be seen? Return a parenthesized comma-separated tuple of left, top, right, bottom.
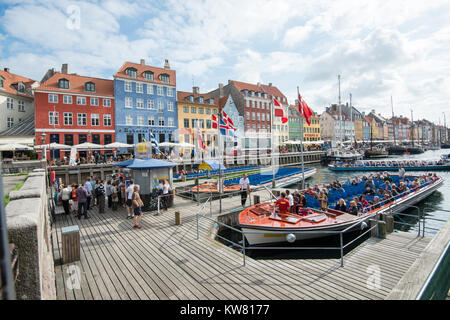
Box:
(48, 94, 58, 103)
(18, 101, 25, 112)
(200, 119, 204, 128)
(137, 115, 145, 126)
(147, 99, 155, 109)
(246, 112, 250, 120)
(147, 84, 154, 94)
(206, 120, 211, 129)
(157, 86, 163, 96)
(64, 112, 73, 125)
(126, 134, 134, 144)
(125, 97, 133, 108)
(199, 108, 204, 114)
(103, 99, 111, 107)
(104, 134, 112, 145)
(92, 134, 100, 144)
(0, 77, 3, 88)
(191, 107, 196, 113)
(159, 133, 165, 143)
(64, 134, 74, 146)
(63, 95, 72, 104)
(90, 97, 99, 106)
(77, 113, 87, 126)
(158, 117, 164, 126)
(167, 87, 174, 97)
(209, 98, 214, 105)
(7, 117, 14, 128)
(136, 98, 144, 109)
(183, 106, 189, 113)
(58, 78, 69, 89)
(78, 134, 87, 144)
(262, 113, 265, 121)
(91, 114, 100, 126)
(85, 82, 95, 92)
(148, 116, 155, 126)
(103, 114, 112, 126)
(77, 96, 86, 105)
(167, 101, 174, 111)
(49, 112, 59, 125)
(188, 96, 194, 102)
(252, 112, 255, 120)
(124, 81, 132, 92)
(168, 117, 174, 127)
(184, 134, 190, 143)
(136, 82, 143, 93)
(257, 113, 260, 121)
(126, 68, 137, 78)
(157, 100, 164, 113)
(191, 119, 197, 127)
(143, 71, 154, 81)
(213, 109, 218, 115)
(160, 74, 170, 83)
(7, 97, 14, 109)
(138, 133, 144, 142)
(206, 108, 211, 115)
(184, 118, 189, 128)
(198, 97, 204, 103)
(126, 115, 133, 125)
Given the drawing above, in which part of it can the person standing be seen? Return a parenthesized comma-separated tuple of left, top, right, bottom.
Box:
(132, 185, 144, 229)
(318, 190, 328, 212)
(76, 184, 90, 219)
(71, 184, 78, 216)
(111, 182, 119, 211)
(106, 180, 112, 208)
(96, 180, 106, 214)
(126, 179, 135, 219)
(61, 184, 72, 215)
(84, 178, 93, 210)
(398, 166, 406, 179)
(90, 177, 97, 206)
(162, 180, 171, 211)
(239, 174, 251, 207)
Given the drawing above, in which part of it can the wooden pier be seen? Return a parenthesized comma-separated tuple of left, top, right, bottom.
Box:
(50, 187, 446, 300)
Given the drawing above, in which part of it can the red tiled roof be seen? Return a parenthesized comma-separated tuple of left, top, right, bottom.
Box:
(218, 95, 229, 109)
(0, 70, 37, 98)
(35, 72, 114, 97)
(114, 61, 176, 86)
(260, 84, 287, 102)
(177, 91, 218, 106)
(229, 80, 287, 103)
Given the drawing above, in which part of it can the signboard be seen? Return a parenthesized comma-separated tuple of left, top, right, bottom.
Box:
(69, 147, 77, 166)
(135, 142, 151, 159)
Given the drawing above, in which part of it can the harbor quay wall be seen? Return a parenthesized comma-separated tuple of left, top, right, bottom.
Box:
(49, 151, 325, 185)
(1, 159, 46, 174)
(5, 169, 56, 300)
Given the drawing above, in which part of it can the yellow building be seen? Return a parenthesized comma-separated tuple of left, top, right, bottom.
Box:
(177, 87, 219, 149)
(302, 113, 321, 142)
(354, 118, 363, 142)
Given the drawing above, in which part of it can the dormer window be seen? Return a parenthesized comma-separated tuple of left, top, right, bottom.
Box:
(256, 92, 261, 97)
(198, 96, 204, 103)
(250, 91, 254, 96)
(263, 93, 268, 98)
(188, 96, 194, 102)
(126, 67, 137, 78)
(209, 98, 214, 105)
(17, 82, 25, 93)
(143, 71, 154, 81)
(85, 82, 95, 92)
(242, 90, 248, 96)
(160, 74, 170, 83)
(58, 78, 70, 89)
(0, 76, 4, 88)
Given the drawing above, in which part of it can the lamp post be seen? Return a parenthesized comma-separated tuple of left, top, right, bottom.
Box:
(88, 130, 92, 163)
(41, 132, 47, 162)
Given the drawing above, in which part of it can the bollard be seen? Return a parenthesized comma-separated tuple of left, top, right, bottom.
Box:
(254, 195, 260, 204)
(370, 219, 378, 237)
(378, 221, 387, 239)
(385, 215, 394, 233)
(61, 225, 80, 264)
(175, 211, 182, 225)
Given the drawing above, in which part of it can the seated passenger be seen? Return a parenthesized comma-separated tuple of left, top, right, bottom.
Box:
(347, 201, 358, 216)
(276, 192, 290, 213)
(372, 196, 381, 209)
(335, 198, 347, 212)
(365, 187, 375, 196)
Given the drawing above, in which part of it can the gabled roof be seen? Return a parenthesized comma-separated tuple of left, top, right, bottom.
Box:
(0, 114, 35, 136)
(35, 72, 114, 97)
(260, 84, 287, 103)
(218, 95, 230, 109)
(229, 80, 264, 95)
(114, 61, 176, 86)
(177, 91, 218, 106)
(0, 69, 37, 98)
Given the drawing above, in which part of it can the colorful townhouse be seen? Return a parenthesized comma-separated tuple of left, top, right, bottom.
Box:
(177, 87, 219, 148)
(113, 59, 177, 146)
(302, 112, 321, 142)
(0, 68, 39, 135)
(34, 64, 115, 159)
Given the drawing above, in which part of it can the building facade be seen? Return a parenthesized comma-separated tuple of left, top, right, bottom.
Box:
(302, 112, 321, 142)
(114, 60, 177, 146)
(34, 64, 115, 159)
(288, 105, 301, 141)
(0, 68, 38, 133)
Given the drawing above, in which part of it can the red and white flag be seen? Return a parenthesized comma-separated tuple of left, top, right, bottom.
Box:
(298, 93, 313, 126)
(273, 97, 288, 124)
(212, 114, 218, 129)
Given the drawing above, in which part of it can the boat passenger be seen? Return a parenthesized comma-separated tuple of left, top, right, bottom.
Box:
(313, 184, 320, 193)
(305, 186, 314, 195)
(398, 166, 406, 179)
(372, 196, 381, 209)
(275, 192, 290, 213)
(358, 195, 369, 208)
(335, 198, 347, 212)
(365, 187, 375, 196)
(347, 201, 358, 216)
(364, 177, 375, 191)
(286, 190, 294, 212)
(317, 191, 328, 212)
(412, 178, 421, 190)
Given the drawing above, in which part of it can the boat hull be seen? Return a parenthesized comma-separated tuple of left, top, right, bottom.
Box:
(328, 165, 450, 171)
(238, 177, 443, 246)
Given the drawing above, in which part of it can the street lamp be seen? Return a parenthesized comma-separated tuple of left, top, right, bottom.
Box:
(88, 130, 92, 162)
(41, 132, 47, 161)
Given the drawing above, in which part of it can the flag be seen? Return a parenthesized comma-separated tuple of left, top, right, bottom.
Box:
(298, 93, 313, 126)
(212, 114, 218, 129)
(150, 131, 160, 153)
(273, 97, 288, 124)
(196, 121, 206, 151)
(221, 111, 236, 130)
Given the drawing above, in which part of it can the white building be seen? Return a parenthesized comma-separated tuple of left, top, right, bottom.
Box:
(0, 68, 39, 134)
(320, 110, 354, 144)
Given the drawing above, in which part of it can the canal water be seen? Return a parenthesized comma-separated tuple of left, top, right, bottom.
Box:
(303, 148, 450, 237)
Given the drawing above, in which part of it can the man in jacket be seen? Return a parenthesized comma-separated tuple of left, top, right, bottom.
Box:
(76, 185, 90, 219)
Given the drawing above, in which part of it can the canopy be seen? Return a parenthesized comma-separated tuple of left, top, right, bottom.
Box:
(159, 142, 177, 147)
(34, 142, 71, 150)
(73, 142, 104, 149)
(197, 160, 226, 171)
(103, 142, 134, 149)
(114, 158, 140, 167)
(125, 158, 177, 170)
(0, 143, 33, 151)
(177, 142, 195, 148)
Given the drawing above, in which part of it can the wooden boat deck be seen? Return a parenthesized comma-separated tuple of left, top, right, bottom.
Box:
(52, 191, 432, 300)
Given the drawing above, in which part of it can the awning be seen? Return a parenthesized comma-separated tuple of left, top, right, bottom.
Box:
(124, 158, 177, 170)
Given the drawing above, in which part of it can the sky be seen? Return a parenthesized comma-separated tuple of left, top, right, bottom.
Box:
(0, 0, 449, 124)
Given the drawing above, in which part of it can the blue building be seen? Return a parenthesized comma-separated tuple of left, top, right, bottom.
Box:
(114, 59, 178, 146)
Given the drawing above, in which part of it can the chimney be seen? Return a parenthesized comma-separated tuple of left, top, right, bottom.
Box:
(61, 63, 69, 74)
(3, 67, 9, 73)
(218, 83, 224, 98)
(257, 82, 261, 87)
(164, 59, 170, 69)
(193, 86, 199, 94)
(268, 83, 272, 86)
(228, 80, 232, 85)
(140, 59, 145, 65)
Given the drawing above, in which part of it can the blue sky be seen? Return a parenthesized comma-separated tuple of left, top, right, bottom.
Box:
(1, 0, 449, 123)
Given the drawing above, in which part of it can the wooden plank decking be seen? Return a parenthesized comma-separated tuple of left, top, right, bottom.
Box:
(51, 191, 432, 300)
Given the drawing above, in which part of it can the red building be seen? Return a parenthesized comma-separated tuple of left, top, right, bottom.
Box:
(34, 64, 115, 159)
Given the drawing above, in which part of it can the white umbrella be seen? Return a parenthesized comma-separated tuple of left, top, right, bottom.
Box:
(34, 142, 71, 149)
(103, 142, 134, 148)
(159, 142, 177, 147)
(73, 142, 104, 149)
(0, 143, 33, 151)
(177, 142, 195, 148)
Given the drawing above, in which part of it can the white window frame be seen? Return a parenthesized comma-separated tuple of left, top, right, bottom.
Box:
(137, 115, 145, 126)
(63, 112, 73, 125)
(7, 97, 14, 109)
(136, 82, 144, 93)
(158, 117, 164, 126)
(91, 113, 100, 126)
(103, 114, 112, 126)
(124, 81, 132, 92)
(125, 97, 133, 108)
(103, 99, 111, 107)
(168, 117, 174, 127)
(18, 100, 25, 112)
(167, 87, 174, 97)
(147, 99, 155, 110)
(167, 101, 174, 111)
(77, 113, 87, 126)
(63, 95, 72, 104)
(7, 117, 14, 128)
(125, 115, 133, 125)
(158, 100, 164, 113)
(90, 97, 99, 106)
(136, 98, 144, 109)
(148, 116, 155, 126)
(49, 111, 59, 125)
(48, 94, 58, 103)
(157, 86, 163, 96)
(147, 84, 154, 94)
(77, 96, 86, 105)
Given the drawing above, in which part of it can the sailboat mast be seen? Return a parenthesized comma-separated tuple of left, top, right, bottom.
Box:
(411, 109, 414, 147)
(338, 75, 342, 146)
(297, 86, 305, 190)
(391, 96, 396, 145)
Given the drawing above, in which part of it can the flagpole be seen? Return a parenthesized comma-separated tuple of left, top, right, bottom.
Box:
(270, 94, 275, 188)
(298, 86, 305, 190)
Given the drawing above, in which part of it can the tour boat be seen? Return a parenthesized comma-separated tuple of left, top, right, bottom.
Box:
(328, 160, 450, 171)
(324, 148, 363, 162)
(238, 174, 443, 246)
(364, 144, 389, 159)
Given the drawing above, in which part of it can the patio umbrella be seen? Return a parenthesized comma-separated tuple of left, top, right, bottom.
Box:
(73, 142, 104, 149)
(158, 142, 177, 147)
(34, 142, 71, 149)
(177, 142, 195, 148)
(0, 143, 33, 151)
(103, 142, 134, 149)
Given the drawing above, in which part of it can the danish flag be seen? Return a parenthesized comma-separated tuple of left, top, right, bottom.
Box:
(212, 114, 218, 129)
(273, 97, 288, 124)
(298, 93, 313, 126)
